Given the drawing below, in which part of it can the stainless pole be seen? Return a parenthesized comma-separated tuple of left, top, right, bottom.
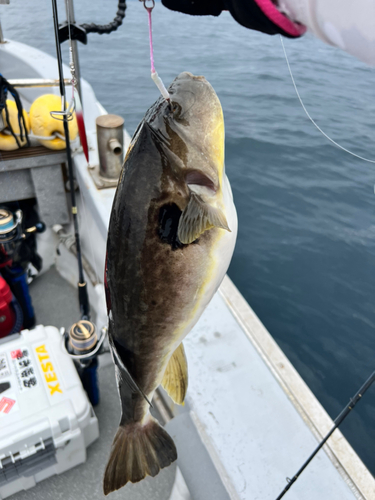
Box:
(0, 21, 4, 43)
(8, 78, 71, 88)
(64, 0, 82, 101)
(0, 0, 10, 42)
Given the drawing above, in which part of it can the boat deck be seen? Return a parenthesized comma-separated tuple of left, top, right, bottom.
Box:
(8, 266, 371, 500)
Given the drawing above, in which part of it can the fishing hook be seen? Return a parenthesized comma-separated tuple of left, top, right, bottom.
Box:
(140, 0, 155, 12)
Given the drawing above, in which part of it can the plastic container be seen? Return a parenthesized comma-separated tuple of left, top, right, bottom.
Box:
(0, 325, 99, 499)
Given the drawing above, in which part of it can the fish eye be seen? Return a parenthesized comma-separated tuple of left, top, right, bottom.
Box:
(170, 101, 182, 117)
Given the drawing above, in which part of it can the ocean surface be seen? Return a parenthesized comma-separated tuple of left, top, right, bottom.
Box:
(2, 0, 375, 479)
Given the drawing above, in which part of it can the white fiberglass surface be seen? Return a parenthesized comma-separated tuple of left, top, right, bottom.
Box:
(184, 292, 357, 500)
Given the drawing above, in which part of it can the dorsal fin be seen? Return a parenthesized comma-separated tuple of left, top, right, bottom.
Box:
(177, 193, 230, 244)
(161, 342, 188, 405)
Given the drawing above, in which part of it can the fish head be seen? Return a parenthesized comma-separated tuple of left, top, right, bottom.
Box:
(145, 72, 225, 195)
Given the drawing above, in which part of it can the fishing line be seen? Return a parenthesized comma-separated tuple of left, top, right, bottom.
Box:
(280, 36, 375, 164)
(141, 0, 170, 101)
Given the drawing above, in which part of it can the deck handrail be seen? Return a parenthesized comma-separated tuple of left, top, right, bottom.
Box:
(7, 78, 71, 88)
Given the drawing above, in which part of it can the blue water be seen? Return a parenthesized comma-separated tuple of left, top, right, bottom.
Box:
(3, 0, 375, 479)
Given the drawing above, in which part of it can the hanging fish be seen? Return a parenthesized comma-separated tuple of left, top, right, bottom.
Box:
(104, 72, 237, 494)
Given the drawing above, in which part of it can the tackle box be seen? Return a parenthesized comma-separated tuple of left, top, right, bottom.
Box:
(0, 325, 99, 499)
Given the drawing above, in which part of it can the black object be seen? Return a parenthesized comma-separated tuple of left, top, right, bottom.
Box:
(0, 438, 56, 487)
(77, 357, 99, 406)
(158, 204, 184, 250)
(81, 0, 126, 35)
(1, 201, 43, 272)
(51, 0, 90, 320)
(65, 321, 101, 405)
(59, 0, 126, 43)
(2, 266, 34, 329)
(0, 74, 30, 148)
(275, 370, 375, 499)
(0, 382, 10, 394)
(0, 201, 44, 330)
(58, 22, 87, 44)
(162, 0, 304, 38)
(162, 0, 223, 16)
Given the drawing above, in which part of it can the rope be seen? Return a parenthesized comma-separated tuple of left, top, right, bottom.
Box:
(143, 0, 170, 101)
(280, 36, 375, 164)
(0, 74, 30, 148)
(81, 0, 126, 35)
(2, 129, 65, 141)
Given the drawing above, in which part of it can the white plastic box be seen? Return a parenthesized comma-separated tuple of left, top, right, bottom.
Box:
(0, 325, 99, 499)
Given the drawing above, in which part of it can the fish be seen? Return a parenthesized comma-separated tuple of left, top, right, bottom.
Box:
(103, 71, 237, 495)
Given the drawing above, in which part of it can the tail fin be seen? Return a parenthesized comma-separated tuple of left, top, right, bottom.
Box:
(103, 416, 177, 495)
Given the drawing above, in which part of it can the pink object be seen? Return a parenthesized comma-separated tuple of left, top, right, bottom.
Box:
(254, 0, 306, 37)
(0, 397, 15, 414)
(147, 7, 156, 74)
(0, 277, 16, 339)
(145, 5, 170, 100)
(10, 349, 22, 360)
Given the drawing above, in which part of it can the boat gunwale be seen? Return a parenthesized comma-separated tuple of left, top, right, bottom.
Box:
(219, 274, 375, 500)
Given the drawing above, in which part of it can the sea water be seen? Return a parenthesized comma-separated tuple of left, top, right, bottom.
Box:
(2, 0, 375, 478)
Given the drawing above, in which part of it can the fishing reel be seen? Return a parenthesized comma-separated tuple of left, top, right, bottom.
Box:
(0, 208, 45, 263)
(0, 207, 46, 330)
(62, 320, 108, 405)
(0, 209, 23, 253)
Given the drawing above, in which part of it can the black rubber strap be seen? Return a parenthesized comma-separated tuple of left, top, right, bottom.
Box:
(81, 0, 126, 35)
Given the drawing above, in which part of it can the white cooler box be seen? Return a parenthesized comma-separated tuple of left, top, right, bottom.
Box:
(0, 325, 99, 499)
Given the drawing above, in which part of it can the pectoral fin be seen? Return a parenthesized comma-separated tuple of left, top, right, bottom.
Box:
(177, 193, 230, 244)
(161, 343, 188, 405)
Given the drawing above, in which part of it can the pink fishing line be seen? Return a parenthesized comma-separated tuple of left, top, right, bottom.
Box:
(143, 0, 170, 101)
(147, 7, 156, 74)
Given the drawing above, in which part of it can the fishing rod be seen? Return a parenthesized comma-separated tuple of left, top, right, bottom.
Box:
(275, 369, 375, 499)
(51, 0, 90, 320)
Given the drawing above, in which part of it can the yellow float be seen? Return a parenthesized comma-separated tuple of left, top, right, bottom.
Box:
(0, 100, 30, 151)
(29, 94, 78, 150)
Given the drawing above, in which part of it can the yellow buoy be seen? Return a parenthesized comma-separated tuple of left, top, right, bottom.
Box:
(0, 100, 30, 151)
(29, 94, 78, 150)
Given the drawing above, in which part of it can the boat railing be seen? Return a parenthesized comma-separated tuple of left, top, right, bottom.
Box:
(7, 78, 71, 88)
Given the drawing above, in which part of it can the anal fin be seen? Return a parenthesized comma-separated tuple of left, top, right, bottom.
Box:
(161, 342, 188, 405)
